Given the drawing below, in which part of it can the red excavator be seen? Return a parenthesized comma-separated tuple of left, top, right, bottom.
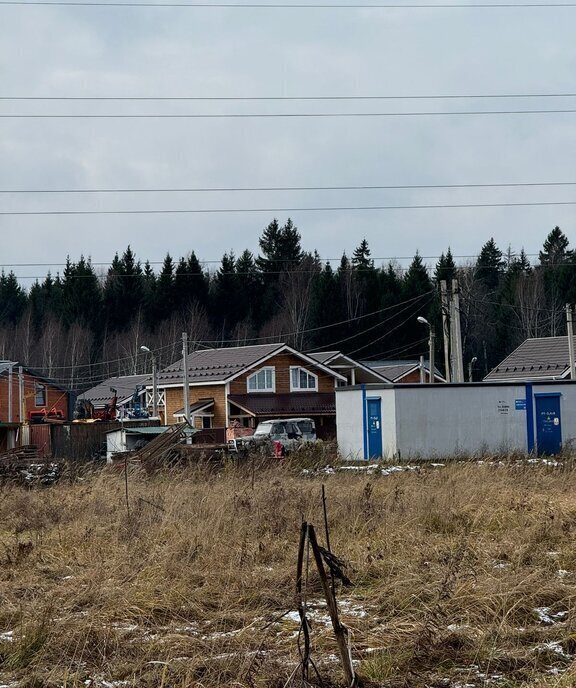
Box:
(74, 388, 118, 422)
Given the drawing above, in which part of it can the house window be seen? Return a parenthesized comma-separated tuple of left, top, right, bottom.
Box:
(247, 367, 275, 392)
(202, 416, 212, 429)
(290, 367, 318, 391)
(35, 384, 46, 407)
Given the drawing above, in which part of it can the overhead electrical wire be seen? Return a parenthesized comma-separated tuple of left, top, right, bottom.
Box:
(0, 252, 561, 267)
(1, 1, 576, 7)
(2, 181, 575, 194)
(3, 200, 576, 216)
(3, 92, 576, 100)
(3, 108, 576, 118)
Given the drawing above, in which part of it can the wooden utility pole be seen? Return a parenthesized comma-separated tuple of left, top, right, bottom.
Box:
(18, 366, 25, 423)
(567, 304, 576, 380)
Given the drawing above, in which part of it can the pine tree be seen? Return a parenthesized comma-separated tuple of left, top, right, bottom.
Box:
(351, 239, 374, 271)
(476, 238, 505, 291)
(154, 254, 176, 322)
(0, 270, 27, 326)
(434, 248, 456, 285)
(61, 256, 101, 329)
(539, 226, 572, 265)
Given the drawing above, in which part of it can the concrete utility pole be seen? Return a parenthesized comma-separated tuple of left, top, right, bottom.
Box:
(182, 332, 191, 425)
(567, 304, 576, 380)
(440, 280, 451, 383)
(451, 280, 465, 383)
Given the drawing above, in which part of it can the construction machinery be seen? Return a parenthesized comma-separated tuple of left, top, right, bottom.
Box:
(74, 388, 118, 422)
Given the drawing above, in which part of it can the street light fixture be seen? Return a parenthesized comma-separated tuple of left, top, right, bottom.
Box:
(468, 356, 478, 383)
(140, 345, 158, 418)
(416, 316, 435, 384)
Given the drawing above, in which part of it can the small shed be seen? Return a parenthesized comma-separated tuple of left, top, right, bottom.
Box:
(106, 425, 169, 461)
(336, 381, 576, 460)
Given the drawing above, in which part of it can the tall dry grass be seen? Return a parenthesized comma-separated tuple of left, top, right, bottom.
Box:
(1, 458, 576, 687)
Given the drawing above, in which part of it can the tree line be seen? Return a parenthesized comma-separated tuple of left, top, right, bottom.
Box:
(0, 220, 574, 389)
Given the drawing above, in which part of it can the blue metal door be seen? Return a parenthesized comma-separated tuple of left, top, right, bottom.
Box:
(535, 393, 562, 455)
(366, 397, 383, 458)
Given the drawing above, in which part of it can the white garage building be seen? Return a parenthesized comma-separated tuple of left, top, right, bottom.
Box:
(336, 381, 576, 461)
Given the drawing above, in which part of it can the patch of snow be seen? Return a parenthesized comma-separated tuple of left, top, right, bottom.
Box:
(0, 630, 14, 642)
(534, 607, 554, 625)
(493, 562, 510, 569)
(537, 641, 571, 658)
(111, 623, 139, 633)
(558, 570, 570, 578)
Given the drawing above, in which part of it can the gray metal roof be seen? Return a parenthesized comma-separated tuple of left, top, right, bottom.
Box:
(156, 343, 286, 385)
(309, 351, 392, 383)
(484, 336, 576, 381)
(366, 360, 444, 382)
(79, 374, 151, 406)
(308, 351, 339, 364)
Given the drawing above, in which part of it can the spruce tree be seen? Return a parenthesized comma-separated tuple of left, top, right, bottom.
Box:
(476, 238, 505, 291)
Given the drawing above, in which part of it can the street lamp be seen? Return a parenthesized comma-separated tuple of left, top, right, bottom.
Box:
(140, 345, 158, 418)
(417, 316, 435, 384)
(468, 356, 477, 383)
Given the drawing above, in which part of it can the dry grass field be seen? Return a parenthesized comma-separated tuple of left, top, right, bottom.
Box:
(2, 456, 576, 687)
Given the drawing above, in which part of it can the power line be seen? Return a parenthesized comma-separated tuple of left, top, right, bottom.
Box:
(2, 181, 576, 194)
(3, 92, 576, 101)
(1, 1, 575, 7)
(3, 200, 576, 215)
(0, 253, 555, 267)
(3, 108, 576, 118)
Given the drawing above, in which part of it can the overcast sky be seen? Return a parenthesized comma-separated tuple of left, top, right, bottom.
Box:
(1, 1, 575, 283)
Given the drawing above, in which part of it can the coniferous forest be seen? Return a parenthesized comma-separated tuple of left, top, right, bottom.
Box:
(0, 219, 575, 390)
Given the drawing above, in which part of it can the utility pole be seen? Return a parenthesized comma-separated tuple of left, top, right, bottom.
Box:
(451, 280, 465, 382)
(440, 280, 451, 383)
(429, 325, 436, 384)
(18, 366, 25, 423)
(182, 332, 191, 425)
(8, 363, 13, 423)
(567, 304, 576, 380)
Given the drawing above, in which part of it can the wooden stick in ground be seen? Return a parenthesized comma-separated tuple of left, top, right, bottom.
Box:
(296, 521, 311, 682)
(321, 484, 336, 596)
(308, 524, 356, 687)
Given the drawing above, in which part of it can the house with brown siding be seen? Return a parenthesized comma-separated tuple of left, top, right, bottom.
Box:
(0, 361, 71, 424)
(151, 343, 348, 438)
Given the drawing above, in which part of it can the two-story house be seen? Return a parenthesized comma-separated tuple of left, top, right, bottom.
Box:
(152, 343, 351, 438)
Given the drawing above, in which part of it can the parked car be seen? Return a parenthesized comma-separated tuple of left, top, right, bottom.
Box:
(228, 417, 318, 454)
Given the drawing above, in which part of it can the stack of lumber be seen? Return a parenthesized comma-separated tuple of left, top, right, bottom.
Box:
(0, 445, 41, 466)
(134, 423, 190, 471)
(0, 445, 62, 486)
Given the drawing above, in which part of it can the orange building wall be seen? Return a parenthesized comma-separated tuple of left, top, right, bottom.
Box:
(163, 384, 227, 427)
(229, 353, 336, 395)
(0, 372, 69, 423)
